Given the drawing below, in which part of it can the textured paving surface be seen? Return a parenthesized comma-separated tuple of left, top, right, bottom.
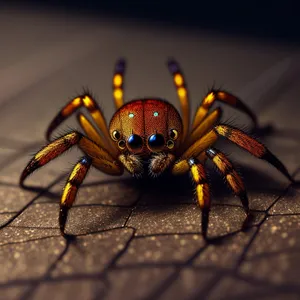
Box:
(1, 5, 300, 300)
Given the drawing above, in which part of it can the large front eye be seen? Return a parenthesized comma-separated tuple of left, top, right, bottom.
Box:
(112, 130, 121, 141)
(127, 134, 143, 150)
(169, 129, 178, 140)
(148, 134, 165, 152)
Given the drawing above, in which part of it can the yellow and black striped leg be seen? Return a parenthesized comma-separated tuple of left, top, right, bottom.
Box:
(60, 156, 92, 238)
(20, 132, 82, 186)
(188, 159, 211, 239)
(206, 148, 249, 215)
(192, 89, 258, 130)
(20, 131, 123, 188)
(167, 59, 190, 142)
(112, 58, 126, 110)
(214, 124, 295, 183)
(46, 93, 111, 148)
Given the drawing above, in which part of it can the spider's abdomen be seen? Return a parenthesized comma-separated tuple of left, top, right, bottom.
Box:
(109, 98, 183, 155)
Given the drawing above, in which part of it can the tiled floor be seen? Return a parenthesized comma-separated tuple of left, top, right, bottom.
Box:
(1, 5, 300, 300)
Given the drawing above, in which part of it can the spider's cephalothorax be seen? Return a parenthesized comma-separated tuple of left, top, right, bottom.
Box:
(20, 58, 295, 240)
(109, 99, 183, 156)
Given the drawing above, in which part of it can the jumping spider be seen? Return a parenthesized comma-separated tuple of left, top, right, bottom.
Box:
(20, 58, 294, 239)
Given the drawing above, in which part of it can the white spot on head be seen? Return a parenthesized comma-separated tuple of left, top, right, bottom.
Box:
(129, 113, 134, 118)
(153, 111, 159, 117)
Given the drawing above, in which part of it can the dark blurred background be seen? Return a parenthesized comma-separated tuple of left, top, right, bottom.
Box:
(7, 0, 300, 44)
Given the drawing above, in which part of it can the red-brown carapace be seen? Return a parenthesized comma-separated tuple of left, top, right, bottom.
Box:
(20, 58, 295, 240)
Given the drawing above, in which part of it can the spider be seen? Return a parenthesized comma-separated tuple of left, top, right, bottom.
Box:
(20, 58, 295, 240)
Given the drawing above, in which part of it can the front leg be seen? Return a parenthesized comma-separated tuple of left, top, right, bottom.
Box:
(60, 156, 92, 238)
(172, 158, 211, 239)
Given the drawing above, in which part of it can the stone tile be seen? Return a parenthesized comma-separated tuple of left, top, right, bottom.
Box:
(128, 204, 262, 238)
(208, 276, 300, 300)
(194, 229, 256, 269)
(9, 203, 131, 235)
(0, 184, 38, 214)
(32, 280, 106, 300)
(0, 236, 66, 284)
(0, 227, 59, 246)
(269, 169, 300, 215)
(269, 186, 300, 215)
(51, 228, 134, 277)
(158, 268, 216, 300)
(239, 215, 300, 285)
(207, 206, 264, 239)
(0, 286, 31, 300)
(105, 268, 175, 300)
(76, 180, 140, 207)
(0, 213, 15, 226)
(117, 234, 205, 266)
(127, 205, 201, 236)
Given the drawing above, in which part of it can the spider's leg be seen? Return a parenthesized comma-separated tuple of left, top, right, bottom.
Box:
(167, 59, 190, 142)
(171, 129, 218, 176)
(77, 113, 118, 157)
(182, 129, 218, 160)
(192, 89, 258, 130)
(20, 131, 122, 187)
(149, 153, 175, 176)
(46, 94, 112, 148)
(215, 124, 294, 183)
(20, 132, 81, 186)
(112, 58, 126, 110)
(186, 108, 222, 149)
(60, 156, 92, 237)
(206, 147, 249, 214)
(172, 158, 211, 239)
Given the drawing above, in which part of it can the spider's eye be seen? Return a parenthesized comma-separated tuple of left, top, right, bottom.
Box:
(118, 140, 126, 149)
(127, 134, 143, 150)
(148, 134, 165, 151)
(167, 140, 175, 149)
(169, 129, 178, 140)
(112, 130, 121, 141)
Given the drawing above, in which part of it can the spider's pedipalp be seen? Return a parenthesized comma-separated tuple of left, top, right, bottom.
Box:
(118, 153, 144, 177)
(206, 147, 249, 214)
(113, 58, 126, 109)
(215, 124, 294, 183)
(60, 156, 92, 236)
(149, 152, 175, 176)
(192, 89, 258, 130)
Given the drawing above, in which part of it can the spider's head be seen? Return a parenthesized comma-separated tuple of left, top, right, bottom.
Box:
(109, 98, 183, 157)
